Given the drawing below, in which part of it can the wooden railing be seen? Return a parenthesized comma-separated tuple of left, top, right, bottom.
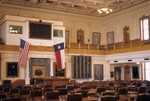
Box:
(66, 43, 107, 50)
(66, 39, 150, 51)
(107, 39, 150, 50)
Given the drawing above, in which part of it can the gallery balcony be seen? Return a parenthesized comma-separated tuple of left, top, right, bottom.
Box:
(0, 39, 150, 55)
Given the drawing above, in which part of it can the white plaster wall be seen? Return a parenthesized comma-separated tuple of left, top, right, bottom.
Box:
(103, 1, 150, 43)
(0, 1, 150, 45)
(1, 51, 108, 82)
(0, 15, 65, 46)
(0, 22, 7, 43)
(5, 21, 25, 45)
(1, 51, 21, 82)
(1, 51, 55, 82)
(106, 50, 150, 64)
(0, 5, 103, 45)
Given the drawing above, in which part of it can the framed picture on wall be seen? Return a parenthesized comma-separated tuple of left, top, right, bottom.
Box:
(92, 32, 100, 45)
(6, 62, 18, 77)
(77, 29, 84, 44)
(32, 65, 46, 78)
(107, 31, 114, 44)
(94, 64, 103, 80)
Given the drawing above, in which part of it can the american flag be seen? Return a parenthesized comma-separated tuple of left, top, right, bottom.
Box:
(53, 42, 65, 70)
(18, 39, 30, 68)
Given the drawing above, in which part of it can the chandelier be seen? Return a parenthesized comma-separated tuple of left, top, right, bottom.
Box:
(97, 7, 112, 14)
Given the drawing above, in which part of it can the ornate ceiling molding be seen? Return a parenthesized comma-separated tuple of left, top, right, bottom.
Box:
(0, 1, 102, 20)
(0, 0, 149, 17)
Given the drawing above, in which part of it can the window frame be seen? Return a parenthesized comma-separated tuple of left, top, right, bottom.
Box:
(140, 15, 150, 41)
(9, 25, 23, 34)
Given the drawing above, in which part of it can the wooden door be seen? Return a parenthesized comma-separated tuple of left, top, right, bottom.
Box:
(124, 65, 131, 80)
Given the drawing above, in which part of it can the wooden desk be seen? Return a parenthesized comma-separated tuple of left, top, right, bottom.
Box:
(44, 77, 70, 86)
(82, 97, 98, 101)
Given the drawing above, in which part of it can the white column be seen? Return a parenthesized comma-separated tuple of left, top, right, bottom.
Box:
(25, 58, 30, 85)
(50, 59, 54, 76)
(105, 63, 111, 80)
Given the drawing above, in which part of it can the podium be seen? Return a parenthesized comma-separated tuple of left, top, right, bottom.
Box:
(44, 77, 70, 86)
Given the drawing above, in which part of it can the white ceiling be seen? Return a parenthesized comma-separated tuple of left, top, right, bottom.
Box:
(0, 0, 149, 17)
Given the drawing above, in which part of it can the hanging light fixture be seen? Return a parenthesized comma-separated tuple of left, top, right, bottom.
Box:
(97, 1, 113, 14)
(97, 7, 112, 14)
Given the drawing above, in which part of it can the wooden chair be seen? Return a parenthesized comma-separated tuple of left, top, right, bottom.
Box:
(3, 87, 10, 93)
(42, 88, 53, 95)
(76, 90, 88, 97)
(100, 95, 118, 101)
(101, 92, 115, 96)
(66, 93, 82, 101)
(44, 91, 60, 100)
(0, 85, 4, 91)
(118, 88, 128, 95)
(146, 89, 150, 95)
(57, 88, 68, 95)
(80, 86, 89, 90)
(32, 86, 41, 90)
(44, 85, 52, 88)
(9, 88, 20, 97)
(66, 85, 75, 91)
(19, 89, 30, 95)
(96, 87, 106, 94)
(2, 80, 11, 88)
(30, 90, 42, 100)
(118, 88, 128, 101)
(10, 88, 20, 94)
(138, 87, 146, 93)
(0, 94, 7, 99)
(22, 85, 32, 90)
(1, 97, 24, 101)
(134, 94, 150, 101)
(17, 85, 23, 90)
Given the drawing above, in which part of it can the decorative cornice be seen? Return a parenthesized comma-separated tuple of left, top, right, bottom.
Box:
(0, 2, 102, 21)
(0, 0, 149, 18)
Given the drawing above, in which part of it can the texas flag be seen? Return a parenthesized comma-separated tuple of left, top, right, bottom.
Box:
(53, 42, 65, 70)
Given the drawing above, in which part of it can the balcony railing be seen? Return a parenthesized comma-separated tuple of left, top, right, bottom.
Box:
(65, 43, 106, 50)
(65, 39, 150, 50)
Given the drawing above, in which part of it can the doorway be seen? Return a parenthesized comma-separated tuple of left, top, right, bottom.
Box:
(114, 67, 121, 81)
(124, 65, 131, 80)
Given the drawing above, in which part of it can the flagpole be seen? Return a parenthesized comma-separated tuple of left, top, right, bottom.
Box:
(18, 38, 30, 85)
